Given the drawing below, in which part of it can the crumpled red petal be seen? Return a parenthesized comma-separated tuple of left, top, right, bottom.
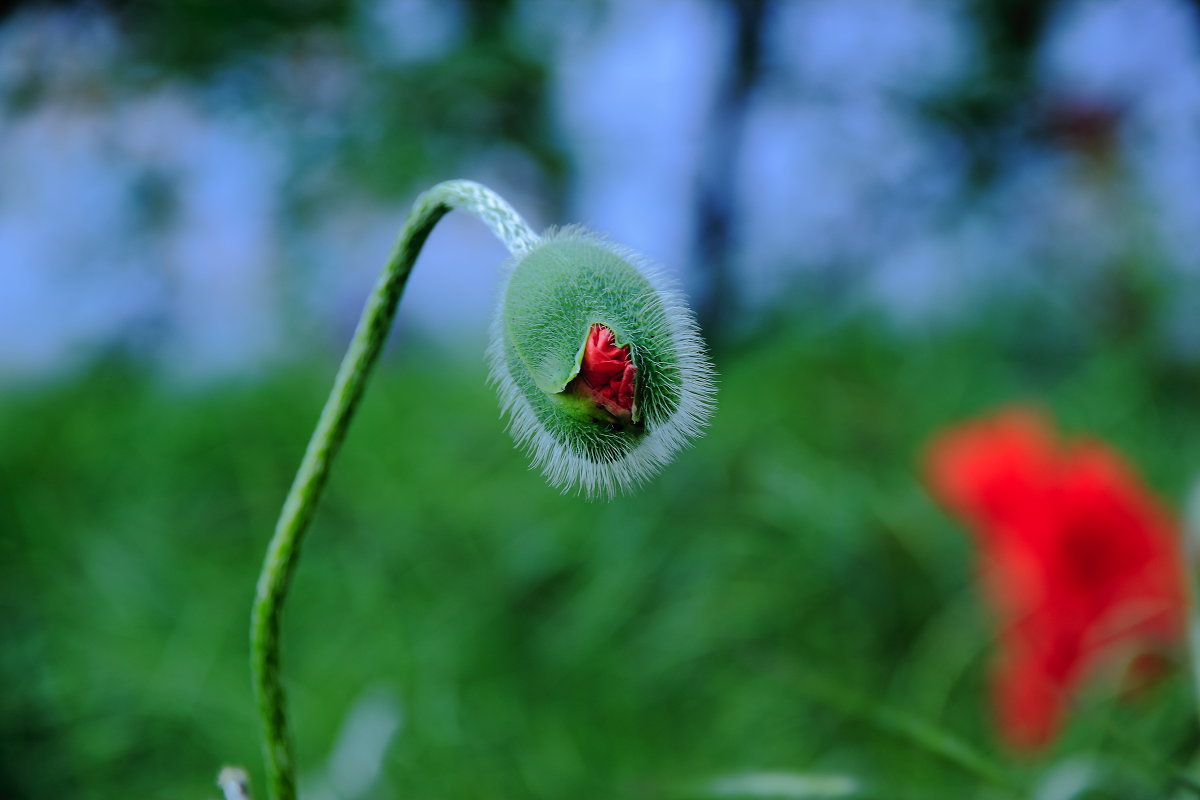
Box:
(573, 323, 637, 423)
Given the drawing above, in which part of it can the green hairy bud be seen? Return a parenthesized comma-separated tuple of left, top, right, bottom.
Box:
(491, 227, 716, 496)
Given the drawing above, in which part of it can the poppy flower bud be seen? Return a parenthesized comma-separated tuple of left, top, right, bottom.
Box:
(489, 227, 716, 496)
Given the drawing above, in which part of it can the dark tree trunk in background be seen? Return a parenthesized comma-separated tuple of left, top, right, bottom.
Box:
(695, 0, 768, 347)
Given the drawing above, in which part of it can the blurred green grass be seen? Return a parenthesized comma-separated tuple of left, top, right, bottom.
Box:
(2, 316, 1197, 799)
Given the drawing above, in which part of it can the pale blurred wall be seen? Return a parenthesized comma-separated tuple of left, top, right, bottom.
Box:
(1, 0, 1198, 382)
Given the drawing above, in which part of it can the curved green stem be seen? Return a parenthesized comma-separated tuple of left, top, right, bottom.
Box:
(250, 180, 537, 800)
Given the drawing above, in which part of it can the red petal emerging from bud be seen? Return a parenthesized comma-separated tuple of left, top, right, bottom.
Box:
(571, 323, 637, 424)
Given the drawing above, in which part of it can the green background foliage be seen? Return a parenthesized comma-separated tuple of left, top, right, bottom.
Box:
(3, 312, 1197, 799)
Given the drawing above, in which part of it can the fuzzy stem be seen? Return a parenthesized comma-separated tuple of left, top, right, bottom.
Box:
(250, 180, 537, 800)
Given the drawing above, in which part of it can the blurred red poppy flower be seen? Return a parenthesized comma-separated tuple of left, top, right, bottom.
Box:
(925, 407, 1185, 751)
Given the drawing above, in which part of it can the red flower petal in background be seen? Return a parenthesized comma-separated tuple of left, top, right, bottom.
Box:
(925, 407, 1184, 751)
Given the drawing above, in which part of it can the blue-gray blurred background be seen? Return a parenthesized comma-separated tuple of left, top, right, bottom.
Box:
(4, 0, 1199, 380)
(4, 1, 1200, 799)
